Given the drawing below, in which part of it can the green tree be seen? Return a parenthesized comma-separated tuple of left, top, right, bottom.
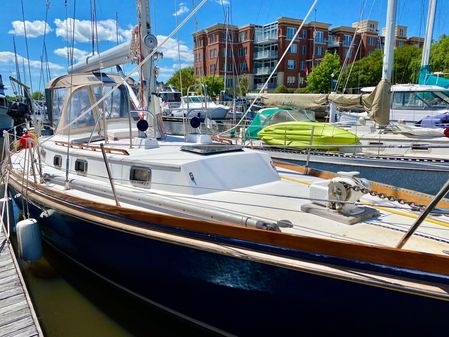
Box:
(339, 50, 383, 90)
(201, 75, 224, 99)
(306, 52, 341, 93)
(238, 74, 249, 97)
(32, 91, 44, 100)
(165, 66, 196, 95)
(274, 84, 291, 93)
(392, 44, 422, 84)
(430, 35, 449, 74)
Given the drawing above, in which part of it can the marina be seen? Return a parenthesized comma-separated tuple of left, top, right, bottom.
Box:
(1, 0, 449, 335)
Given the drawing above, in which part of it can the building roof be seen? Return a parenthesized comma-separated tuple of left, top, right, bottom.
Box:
(331, 26, 356, 33)
(307, 21, 331, 29)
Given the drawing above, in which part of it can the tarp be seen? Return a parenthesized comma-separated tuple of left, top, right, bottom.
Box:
(245, 108, 285, 140)
(261, 80, 391, 125)
(245, 107, 316, 140)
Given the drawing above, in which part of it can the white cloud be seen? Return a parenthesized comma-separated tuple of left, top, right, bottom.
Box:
(9, 20, 52, 38)
(173, 3, 190, 16)
(0, 51, 64, 71)
(215, 0, 230, 5)
(158, 63, 191, 81)
(54, 18, 128, 43)
(54, 47, 90, 62)
(157, 35, 193, 63)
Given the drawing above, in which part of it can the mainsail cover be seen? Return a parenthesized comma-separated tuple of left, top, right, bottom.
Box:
(260, 80, 391, 125)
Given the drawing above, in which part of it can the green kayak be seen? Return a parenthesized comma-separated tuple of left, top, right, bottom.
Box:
(258, 121, 359, 150)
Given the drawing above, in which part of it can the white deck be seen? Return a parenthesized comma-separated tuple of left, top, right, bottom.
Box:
(10, 132, 449, 257)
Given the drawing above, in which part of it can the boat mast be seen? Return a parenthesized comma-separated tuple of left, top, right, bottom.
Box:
(381, 0, 397, 82)
(419, 0, 437, 83)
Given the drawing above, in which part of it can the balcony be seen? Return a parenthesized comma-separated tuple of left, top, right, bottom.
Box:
(255, 83, 276, 90)
(254, 36, 278, 45)
(254, 67, 275, 75)
(328, 38, 340, 48)
(253, 50, 278, 60)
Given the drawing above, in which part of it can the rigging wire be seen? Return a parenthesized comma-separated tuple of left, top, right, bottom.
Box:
(218, 0, 319, 137)
(19, 0, 34, 94)
(40, 0, 209, 144)
(174, 0, 183, 95)
(39, 0, 52, 93)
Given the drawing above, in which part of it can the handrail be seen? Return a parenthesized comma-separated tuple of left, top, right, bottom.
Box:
(54, 140, 129, 155)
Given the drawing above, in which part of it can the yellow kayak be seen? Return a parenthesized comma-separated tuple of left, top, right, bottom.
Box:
(258, 121, 359, 150)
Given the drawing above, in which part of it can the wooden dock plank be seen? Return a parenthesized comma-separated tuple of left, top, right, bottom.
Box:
(0, 228, 43, 336)
(0, 316, 37, 337)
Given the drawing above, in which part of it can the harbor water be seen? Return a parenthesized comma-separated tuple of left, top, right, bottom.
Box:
(10, 204, 214, 337)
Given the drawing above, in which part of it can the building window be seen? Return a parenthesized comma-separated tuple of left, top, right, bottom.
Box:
(210, 64, 216, 73)
(399, 28, 404, 37)
(302, 30, 307, 39)
(398, 40, 404, 47)
(369, 23, 375, 32)
(316, 46, 324, 56)
(345, 49, 352, 58)
(75, 159, 88, 174)
(238, 62, 248, 73)
(289, 44, 297, 53)
(239, 31, 248, 42)
(287, 60, 296, 70)
(343, 35, 352, 47)
(130, 166, 151, 186)
(287, 27, 297, 40)
(287, 76, 296, 84)
(301, 45, 306, 55)
(209, 48, 217, 59)
(300, 61, 305, 70)
(368, 36, 376, 46)
(209, 34, 217, 43)
(315, 31, 324, 43)
(53, 155, 62, 168)
(226, 78, 233, 88)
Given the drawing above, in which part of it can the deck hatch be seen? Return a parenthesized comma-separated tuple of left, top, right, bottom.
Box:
(181, 144, 243, 155)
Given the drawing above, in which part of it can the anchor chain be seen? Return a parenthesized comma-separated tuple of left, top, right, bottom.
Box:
(340, 182, 425, 211)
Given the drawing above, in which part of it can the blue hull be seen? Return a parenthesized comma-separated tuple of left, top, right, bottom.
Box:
(14, 193, 449, 336)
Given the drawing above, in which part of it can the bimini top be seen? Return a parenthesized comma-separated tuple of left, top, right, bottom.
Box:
(47, 72, 127, 89)
(361, 83, 449, 93)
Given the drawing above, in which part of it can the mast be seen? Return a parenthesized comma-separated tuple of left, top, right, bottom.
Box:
(419, 0, 437, 83)
(381, 0, 397, 82)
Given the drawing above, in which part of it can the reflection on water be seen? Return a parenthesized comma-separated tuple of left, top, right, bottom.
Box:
(18, 241, 214, 337)
(9, 199, 213, 337)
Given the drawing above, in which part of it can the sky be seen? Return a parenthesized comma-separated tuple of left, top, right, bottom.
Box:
(0, 0, 448, 95)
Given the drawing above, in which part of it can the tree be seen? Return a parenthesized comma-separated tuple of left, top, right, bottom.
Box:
(274, 85, 291, 93)
(165, 66, 196, 95)
(201, 75, 224, 99)
(339, 50, 383, 90)
(32, 91, 44, 100)
(238, 74, 249, 97)
(306, 52, 341, 93)
(392, 44, 422, 84)
(430, 35, 449, 74)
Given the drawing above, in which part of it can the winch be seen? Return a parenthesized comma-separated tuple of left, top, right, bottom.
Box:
(302, 171, 379, 224)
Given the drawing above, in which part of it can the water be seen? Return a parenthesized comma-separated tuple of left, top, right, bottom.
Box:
(10, 207, 214, 337)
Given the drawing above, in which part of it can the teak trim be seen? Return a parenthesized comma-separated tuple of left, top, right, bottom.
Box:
(9, 171, 449, 278)
(54, 140, 129, 155)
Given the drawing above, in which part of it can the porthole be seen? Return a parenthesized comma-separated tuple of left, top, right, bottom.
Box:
(75, 159, 88, 174)
(53, 155, 62, 167)
(130, 166, 151, 185)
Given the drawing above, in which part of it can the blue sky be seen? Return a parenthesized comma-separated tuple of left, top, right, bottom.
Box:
(0, 0, 448, 94)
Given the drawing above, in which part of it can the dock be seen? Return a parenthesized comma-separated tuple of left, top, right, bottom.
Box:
(0, 227, 43, 337)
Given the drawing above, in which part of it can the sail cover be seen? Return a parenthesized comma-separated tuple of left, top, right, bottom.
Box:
(260, 80, 391, 125)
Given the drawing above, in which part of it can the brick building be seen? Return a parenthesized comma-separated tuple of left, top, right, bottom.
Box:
(193, 17, 423, 91)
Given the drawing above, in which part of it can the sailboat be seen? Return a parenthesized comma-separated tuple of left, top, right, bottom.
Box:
(5, 0, 449, 335)
(250, 0, 449, 195)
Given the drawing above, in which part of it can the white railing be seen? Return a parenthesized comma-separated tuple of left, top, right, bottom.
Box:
(253, 50, 278, 60)
(254, 67, 275, 75)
